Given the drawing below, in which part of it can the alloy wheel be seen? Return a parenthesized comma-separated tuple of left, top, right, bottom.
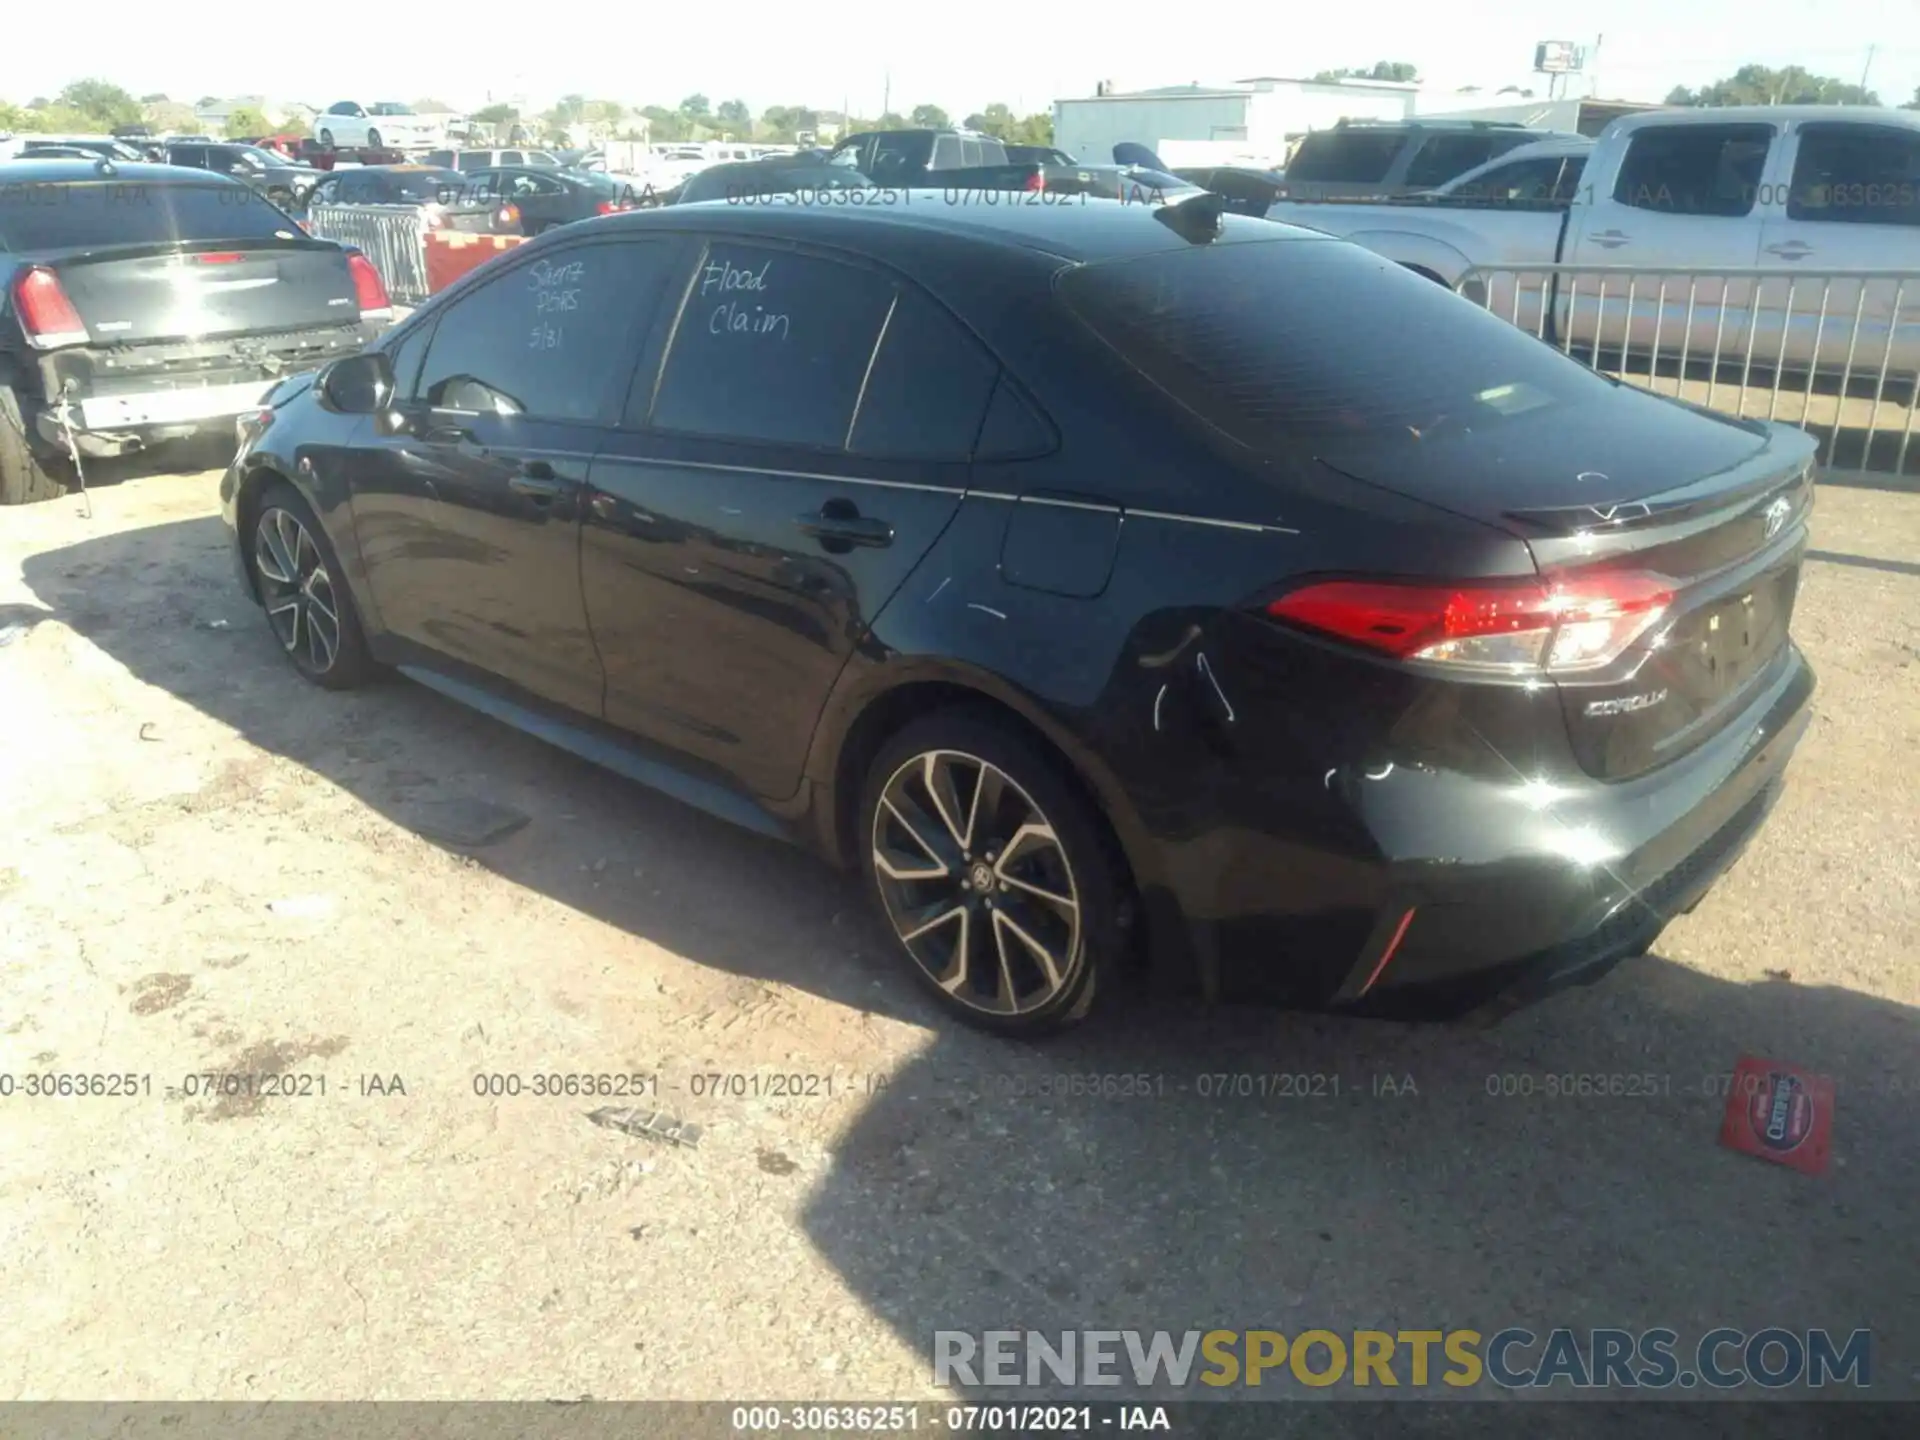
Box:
(253, 507, 341, 675)
(871, 749, 1082, 1016)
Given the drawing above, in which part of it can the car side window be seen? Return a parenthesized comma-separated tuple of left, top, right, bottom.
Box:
(1405, 134, 1498, 188)
(171, 145, 207, 169)
(1786, 124, 1920, 226)
(1450, 155, 1566, 203)
(501, 151, 525, 166)
(384, 317, 434, 397)
(414, 240, 682, 424)
(1613, 124, 1773, 217)
(849, 287, 999, 459)
(647, 241, 895, 450)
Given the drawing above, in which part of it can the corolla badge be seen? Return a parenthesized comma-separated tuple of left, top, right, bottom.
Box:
(1762, 496, 1793, 539)
(1585, 689, 1668, 717)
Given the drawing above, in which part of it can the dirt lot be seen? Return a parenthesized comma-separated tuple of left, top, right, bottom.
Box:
(1, 466, 1915, 1404)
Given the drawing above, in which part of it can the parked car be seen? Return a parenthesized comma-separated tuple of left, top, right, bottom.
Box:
(1276, 119, 1585, 201)
(19, 135, 148, 162)
(299, 166, 520, 233)
(422, 147, 564, 173)
(827, 128, 1041, 191)
(0, 159, 390, 505)
(1006, 144, 1081, 167)
(164, 141, 325, 208)
(1266, 106, 1920, 376)
(465, 166, 637, 232)
(314, 101, 442, 150)
(218, 194, 1816, 1035)
(673, 158, 874, 205)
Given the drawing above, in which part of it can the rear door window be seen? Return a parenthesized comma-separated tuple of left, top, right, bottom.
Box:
(1786, 123, 1920, 226)
(1612, 123, 1773, 217)
(1057, 238, 1614, 461)
(849, 287, 999, 459)
(1283, 129, 1405, 183)
(1404, 133, 1500, 188)
(647, 241, 896, 450)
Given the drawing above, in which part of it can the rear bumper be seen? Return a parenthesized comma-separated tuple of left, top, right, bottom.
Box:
(1337, 645, 1816, 1015)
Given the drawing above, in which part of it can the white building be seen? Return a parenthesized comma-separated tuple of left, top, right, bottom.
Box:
(1051, 76, 1418, 169)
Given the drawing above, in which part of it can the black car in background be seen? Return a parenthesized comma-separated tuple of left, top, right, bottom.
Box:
(164, 141, 325, 208)
(464, 166, 637, 232)
(1174, 165, 1288, 216)
(299, 166, 517, 233)
(0, 160, 389, 505)
(219, 195, 1815, 1035)
(674, 158, 874, 205)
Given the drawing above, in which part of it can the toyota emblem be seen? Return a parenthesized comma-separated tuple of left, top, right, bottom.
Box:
(1762, 496, 1792, 539)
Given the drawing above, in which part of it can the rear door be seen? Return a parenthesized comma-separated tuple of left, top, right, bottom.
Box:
(345, 236, 679, 715)
(1560, 121, 1774, 368)
(1754, 119, 1920, 377)
(581, 239, 992, 799)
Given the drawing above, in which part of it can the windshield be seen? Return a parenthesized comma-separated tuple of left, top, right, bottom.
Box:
(0, 180, 300, 250)
(371, 103, 415, 116)
(1057, 238, 1616, 459)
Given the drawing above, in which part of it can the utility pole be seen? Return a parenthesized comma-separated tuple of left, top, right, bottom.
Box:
(882, 71, 891, 121)
(1860, 45, 1877, 94)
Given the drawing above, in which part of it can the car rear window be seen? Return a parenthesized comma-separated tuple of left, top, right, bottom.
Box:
(375, 169, 466, 203)
(1284, 129, 1406, 183)
(0, 180, 299, 249)
(1057, 239, 1615, 458)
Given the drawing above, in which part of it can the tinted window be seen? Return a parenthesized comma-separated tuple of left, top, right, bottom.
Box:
(1404, 133, 1499, 188)
(870, 133, 932, 183)
(385, 317, 433, 396)
(1058, 239, 1614, 460)
(169, 145, 209, 168)
(649, 242, 894, 449)
(529, 151, 560, 165)
(1613, 123, 1772, 217)
(1284, 129, 1405, 183)
(456, 152, 489, 171)
(0, 181, 301, 249)
(1787, 124, 1920, 226)
(501, 151, 525, 166)
(1446, 155, 1573, 203)
(933, 136, 963, 170)
(416, 241, 681, 423)
(849, 288, 998, 459)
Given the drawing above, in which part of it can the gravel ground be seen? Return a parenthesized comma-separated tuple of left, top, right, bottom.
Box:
(0, 466, 1914, 1404)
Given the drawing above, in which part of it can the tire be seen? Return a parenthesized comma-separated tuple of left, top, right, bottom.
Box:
(859, 710, 1124, 1037)
(319, 128, 334, 148)
(365, 128, 382, 149)
(248, 480, 374, 689)
(0, 383, 68, 506)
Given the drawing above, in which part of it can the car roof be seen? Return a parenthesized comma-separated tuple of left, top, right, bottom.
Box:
(0, 159, 239, 183)
(614, 191, 1332, 263)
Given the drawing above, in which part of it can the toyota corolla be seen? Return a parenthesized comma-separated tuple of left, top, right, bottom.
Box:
(220, 193, 1816, 1035)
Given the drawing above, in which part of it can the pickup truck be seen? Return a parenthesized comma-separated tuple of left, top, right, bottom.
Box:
(825, 128, 1040, 192)
(0, 159, 392, 505)
(1267, 105, 1920, 378)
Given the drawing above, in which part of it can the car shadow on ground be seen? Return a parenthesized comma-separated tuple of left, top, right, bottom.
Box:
(21, 515, 1919, 1423)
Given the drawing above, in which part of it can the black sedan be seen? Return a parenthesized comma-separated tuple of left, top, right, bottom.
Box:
(163, 141, 326, 208)
(219, 194, 1816, 1035)
(298, 166, 517, 234)
(463, 166, 638, 233)
(674, 159, 873, 205)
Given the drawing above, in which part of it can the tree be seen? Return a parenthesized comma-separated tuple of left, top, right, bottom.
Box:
(641, 105, 688, 141)
(679, 93, 710, 119)
(1667, 65, 1878, 106)
(716, 98, 750, 127)
(139, 92, 169, 105)
(1010, 112, 1053, 146)
(225, 105, 272, 139)
(57, 78, 141, 129)
(1313, 60, 1418, 84)
(472, 103, 518, 126)
(1905, 87, 1920, 111)
(144, 99, 198, 132)
(0, 101, 42, 133)
(908, 103, 949, 129)
(964, 102, 1017, 138)
(875, 111, 905, 129)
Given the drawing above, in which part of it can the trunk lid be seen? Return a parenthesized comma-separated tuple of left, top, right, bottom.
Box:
(49, 238, 360, 343)
(1320, 398, 1818, 782)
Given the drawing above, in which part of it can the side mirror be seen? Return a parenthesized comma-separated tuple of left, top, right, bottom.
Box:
(317, 351, 395, 415)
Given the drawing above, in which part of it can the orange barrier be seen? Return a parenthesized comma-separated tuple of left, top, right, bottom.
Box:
(424, 231, 529, 294)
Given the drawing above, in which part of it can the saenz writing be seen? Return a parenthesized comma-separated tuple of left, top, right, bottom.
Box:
(702, 256, 790, 338)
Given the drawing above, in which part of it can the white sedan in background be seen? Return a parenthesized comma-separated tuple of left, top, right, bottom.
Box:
(313, 102, 445, 150)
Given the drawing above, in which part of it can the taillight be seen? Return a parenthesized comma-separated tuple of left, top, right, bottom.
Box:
(595, 200, 629, 215)
(193, 252, 246, 264)
(1023, 170, 1045, 192)
(347, 252, 393, 320)
(498, 203, 521, 228)
(12, 266, 89, 348)
(1265, 571, 1675, 675)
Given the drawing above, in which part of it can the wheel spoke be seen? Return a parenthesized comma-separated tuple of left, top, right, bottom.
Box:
(255, 516, 296, 585)
(874, 797, 950, 880)
(996, 868, 1077, 917)
(922, 753, 977, 852)
(994, 906, 1065, 994)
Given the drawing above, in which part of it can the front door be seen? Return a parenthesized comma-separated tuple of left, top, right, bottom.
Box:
(345, 235, 684, 715)
(580, 240, 1003, 800)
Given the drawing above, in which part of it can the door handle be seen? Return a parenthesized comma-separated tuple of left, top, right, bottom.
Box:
(509, 467, 567, 500)
(1765, 241, 1813, 260)
(795, 507, 893, 548)
(1590, 230, 1631, 249)
(424, 423, 489, 457)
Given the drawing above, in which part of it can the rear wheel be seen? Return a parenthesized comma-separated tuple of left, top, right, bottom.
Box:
(860, 712, 1123, 1036)
(250, 481, 373, 689)
(365, 128, 383, 148)
(0, 383, 68, 507)
(319, 128, 334, 148)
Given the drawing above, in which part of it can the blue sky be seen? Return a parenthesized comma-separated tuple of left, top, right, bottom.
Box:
(4, 0, 1915, 119)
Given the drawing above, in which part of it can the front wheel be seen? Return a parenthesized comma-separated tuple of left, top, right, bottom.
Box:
(860, 712, 1124, 1036)
(250, 481, 374, 689)
(318, 128, 334, 148)
(365, 128, 382, 149)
